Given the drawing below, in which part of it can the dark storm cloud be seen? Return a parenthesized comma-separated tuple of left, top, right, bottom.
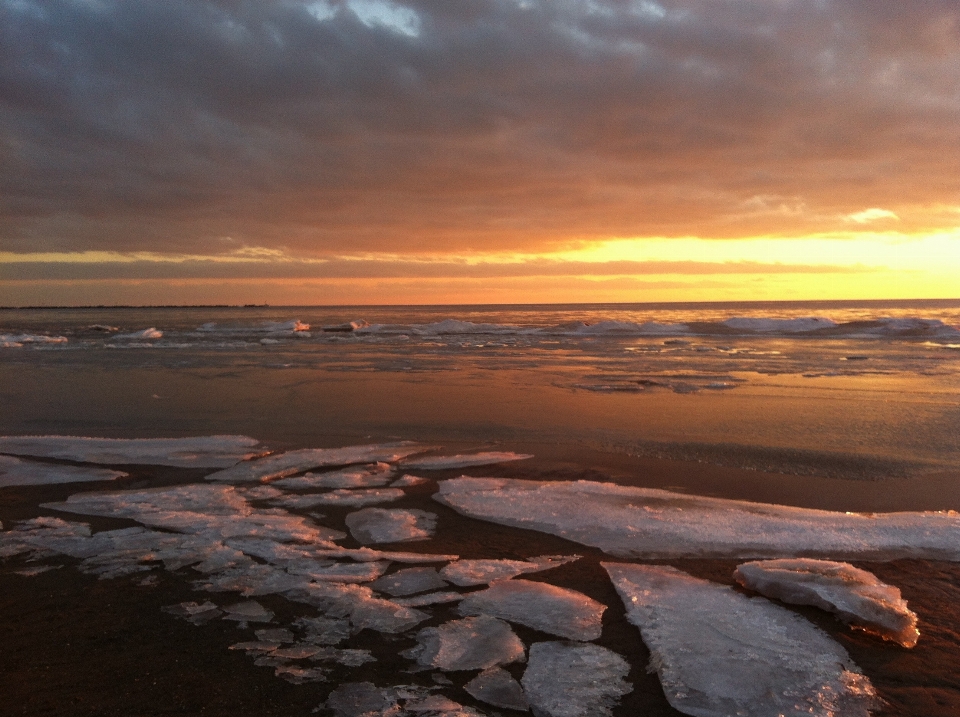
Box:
(2, 0, 959, 255)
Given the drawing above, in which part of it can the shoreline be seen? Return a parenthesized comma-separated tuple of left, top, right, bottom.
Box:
(3, 453, 960, 716)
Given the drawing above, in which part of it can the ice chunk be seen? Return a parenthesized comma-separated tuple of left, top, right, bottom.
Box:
(0, 455, 127, 487)
(205, 443, 424, 483)
(464, 667, 529, 711)
(393, 591, 464, 607)
(0, 333, 68, 347)
(311, 647, 377, 666)
(222, 600, 274, 623)
(0, 435, 261, 467)
(440, 555, 580, 586)
(273, 463, 395, 489)
(521, 642, 630, 717)
(275, 665, 328, 684)
(346, 508, 437, 544)
(312, 547, 459, 563)
(437, 477, 960, 560)
(161, 601, 222, 624)
(400, 452, 533, 470)
(392, 474, 428, 487)
(734, 558, 920, 647)
(326, 682, 395, 717)
(288, 582, 429, 633)
(113, 327, 163, 339)
(14, 565, 62, 577)
(409, 615, 525, 671)
(294, 615, 353, 645)
(458, 579, 605, 641)
(286, 559, 390, 583)
(299, 488, 406, 507)
(256, 628, 295, 643)
(43, 484, 336, 543)
(369, 567, 448, 596)
(603, 562, 879, 717)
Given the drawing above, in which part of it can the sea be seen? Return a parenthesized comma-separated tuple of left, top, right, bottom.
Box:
(2, 300, 960, 716)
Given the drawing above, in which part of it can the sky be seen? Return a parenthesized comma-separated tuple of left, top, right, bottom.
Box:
(2, 0, 959, 306)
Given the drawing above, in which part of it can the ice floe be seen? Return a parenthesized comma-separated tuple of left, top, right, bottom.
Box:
(0, 455, 127, 486)
(286, 581, 430, 634)
(604, 562, 879, 717)
(437, 477, 960, 560)
(0, 333, 68, 347)
(205, 443, 424, 483)
(464, 667, 529, 711)
(42, 484, 340, 543)
(734, 558, 920, 647)
(399, 452, 533, 470)
(440, 555, 580, 586)
(392, 474, 428, 487)
(393, 591, 464, 607)
(293, 488, 407, 507)
(272, 462, 395, 489)
(346, 508, 438, 544)
(407, 615, 526, 671)
(521, 642, 630, 717)
(458, 579, 605, 641)
(0, 434, 261, 468)
(369, 567, 448, 596)
(113, 327, 163, 340)
(162, 600, 222, 624)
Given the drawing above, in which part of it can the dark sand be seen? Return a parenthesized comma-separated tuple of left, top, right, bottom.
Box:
(3, 455, 960, 716)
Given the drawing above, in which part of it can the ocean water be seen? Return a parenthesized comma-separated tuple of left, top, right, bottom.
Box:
(3, 301, 960, 716)
(2, 300, 960, 485)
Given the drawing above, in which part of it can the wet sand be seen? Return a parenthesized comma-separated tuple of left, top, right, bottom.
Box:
(3, 455, 960, 716)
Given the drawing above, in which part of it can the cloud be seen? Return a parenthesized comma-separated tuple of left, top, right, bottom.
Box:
(2, 0, 959, 256)
(845, 208, 900, 224)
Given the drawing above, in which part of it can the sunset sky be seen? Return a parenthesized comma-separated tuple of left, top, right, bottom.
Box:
(2, 0, 959, 305)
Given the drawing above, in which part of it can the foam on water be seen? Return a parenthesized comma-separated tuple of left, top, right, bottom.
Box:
(604, 562, 879, 717)
(0, 435, 261, 468)
(457, 579, 605, 641)
(734, 558, 920, 647)
(0, 455, 127, 486)
(436, 477, 960, 560)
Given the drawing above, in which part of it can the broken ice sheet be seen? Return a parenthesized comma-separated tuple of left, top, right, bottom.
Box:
(0, 435, 261, 467)
(408, 615, 525, 671)
(437, 477, 960, 560)
(287, 581, 429, 634)
(294, 615, 352, 645)
(521, 641, 630, 717)
(464, 666, 529, 711)
(458, 579, 605, 641)
(310, 647, 377, 666)
(0, 455, 127, 487)
(222, 600, 274, 623)
(326, 683, 478, 717)
(205, 443, 424, 483)
(0, 516, 91, 559)
(393, 591, 464, 607)
(392, 474, 428, 487)
(604, 562, 879, 717)
(369, 567, 448, 596)
(399, 451, 533, 470)
(346, 508, 437, 544)
(294, 488, 406, 507)
(273, 462, 395, 489)
(734, 558, 920, 648)
(275, 665, 329, 684)
(440, 555, 580, 586)
(162, 601, 222, 624)
(43, 484, 339, 544)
